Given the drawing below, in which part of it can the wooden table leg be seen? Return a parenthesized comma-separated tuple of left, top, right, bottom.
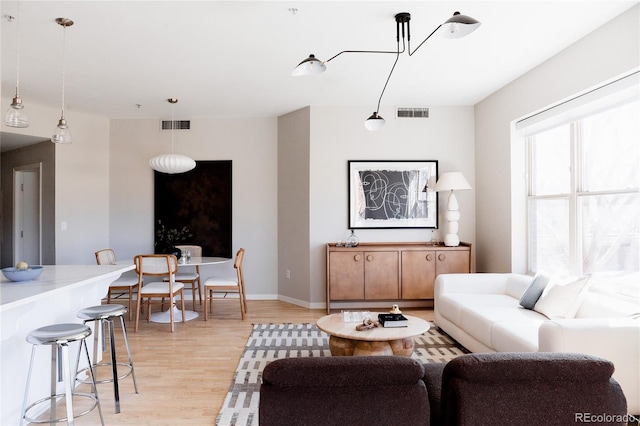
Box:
(328, 336, 356, 356)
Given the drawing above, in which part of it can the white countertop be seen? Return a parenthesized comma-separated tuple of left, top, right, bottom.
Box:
(1, 264, 135, 312)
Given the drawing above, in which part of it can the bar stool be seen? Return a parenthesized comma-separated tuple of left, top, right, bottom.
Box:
(21, 323, 104, 426)
(76, 304, 138, 413)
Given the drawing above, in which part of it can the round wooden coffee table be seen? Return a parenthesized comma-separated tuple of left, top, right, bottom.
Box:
(316, 313, 430, 357)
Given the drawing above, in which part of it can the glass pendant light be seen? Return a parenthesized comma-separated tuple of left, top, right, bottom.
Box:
(51, 18, 73, 144)
(4, 3, 30, 128)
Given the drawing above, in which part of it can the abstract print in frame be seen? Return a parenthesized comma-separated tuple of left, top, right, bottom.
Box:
(349, 160, 438, 229)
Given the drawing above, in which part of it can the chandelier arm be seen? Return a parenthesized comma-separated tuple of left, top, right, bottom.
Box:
(374, 40, 402, 114)
(407, 24, 442, 57)
(325, 47, 404, 64)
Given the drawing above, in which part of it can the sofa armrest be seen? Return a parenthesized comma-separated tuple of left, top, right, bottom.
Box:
(539, 318, 640, 415)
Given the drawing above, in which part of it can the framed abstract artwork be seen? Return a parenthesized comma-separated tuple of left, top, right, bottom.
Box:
(348, 160, 438, 229)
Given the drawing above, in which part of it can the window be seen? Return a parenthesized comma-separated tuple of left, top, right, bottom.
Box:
(523, 75, 639, 288)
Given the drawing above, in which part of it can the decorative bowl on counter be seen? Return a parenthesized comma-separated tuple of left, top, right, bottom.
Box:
(1, 266, 44, 282)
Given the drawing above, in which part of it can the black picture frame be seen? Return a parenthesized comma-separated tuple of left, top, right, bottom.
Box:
(348, 160, 438, 229)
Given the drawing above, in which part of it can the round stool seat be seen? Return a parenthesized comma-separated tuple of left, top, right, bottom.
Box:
(26, 323, 91, 345)
(78, 304, 127, 320)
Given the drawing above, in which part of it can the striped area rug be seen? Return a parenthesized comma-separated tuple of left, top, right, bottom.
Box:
(215, 322, 467, 426)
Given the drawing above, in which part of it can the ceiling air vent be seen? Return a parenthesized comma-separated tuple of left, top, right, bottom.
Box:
(396, 107, 429, 119)
(160, 120, 191, 131)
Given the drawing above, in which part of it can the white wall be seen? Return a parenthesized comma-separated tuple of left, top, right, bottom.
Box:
(306, 105, 476, 307)
(1, 96, 111, 265)
(474, 5, 640, 273)
(109, 117, 278, 298)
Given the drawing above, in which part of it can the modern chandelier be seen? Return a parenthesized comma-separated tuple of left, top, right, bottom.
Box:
(292, 11, 481, 131)
(149, 99, 196, 174)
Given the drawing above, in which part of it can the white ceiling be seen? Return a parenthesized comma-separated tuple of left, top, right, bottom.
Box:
(0, 1, 637, 126)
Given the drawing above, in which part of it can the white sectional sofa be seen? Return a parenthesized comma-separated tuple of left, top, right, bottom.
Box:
(434, 273, 640, 415)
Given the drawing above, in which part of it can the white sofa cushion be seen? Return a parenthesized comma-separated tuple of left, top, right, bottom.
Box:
(491, 321, 543, 352)
(534, 276, 591, 319)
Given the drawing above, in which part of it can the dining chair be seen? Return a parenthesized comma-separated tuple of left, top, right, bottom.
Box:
(95, 249, 138, 320)
(203, 248, 247, 320)
(170, 244, 203, 309)
(134, 254, 185, 332)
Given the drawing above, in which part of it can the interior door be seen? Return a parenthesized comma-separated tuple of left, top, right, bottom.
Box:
(14, 164, 42, 265)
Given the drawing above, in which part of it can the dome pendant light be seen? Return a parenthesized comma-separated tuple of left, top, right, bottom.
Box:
(51, 18, 73, 144)
(149, 99, 196, 174)
(4, 3, 30, 128)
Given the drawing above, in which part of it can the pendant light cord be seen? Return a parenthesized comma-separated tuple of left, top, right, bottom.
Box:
(170, 102, 175, 154)
(60, 21, 67, 119)
(15, 1, 21, 95)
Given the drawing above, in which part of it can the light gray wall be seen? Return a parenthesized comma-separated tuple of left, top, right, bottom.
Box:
(109, 117, 279, 298)
(305, 105, 476, 307)
(277, 108, 311, 305)
(474, 5, 640, 273)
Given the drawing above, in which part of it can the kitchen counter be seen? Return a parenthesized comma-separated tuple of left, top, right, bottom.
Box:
(0, 264, 134, 425)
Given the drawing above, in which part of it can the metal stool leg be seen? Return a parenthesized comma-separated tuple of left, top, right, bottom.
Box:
(20, 346, 36, 426)
(107, 318, 121, 413)
(60, 343, 75, 426)
(81, 338, 104, 425)
(119, 315, 139, 393)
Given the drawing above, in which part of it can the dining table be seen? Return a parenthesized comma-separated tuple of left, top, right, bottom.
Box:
(148, 256, 232, 323)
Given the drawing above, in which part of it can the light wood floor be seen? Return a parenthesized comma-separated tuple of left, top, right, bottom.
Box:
(45, 299, 434, 425)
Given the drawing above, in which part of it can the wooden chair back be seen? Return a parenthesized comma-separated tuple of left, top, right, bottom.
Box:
(95, 248, 116, 265)
(134, 254, 179, 278)
(234, 248, 245, 287)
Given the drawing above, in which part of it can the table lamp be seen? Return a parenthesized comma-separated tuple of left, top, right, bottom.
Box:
(433, 172, 471, 246)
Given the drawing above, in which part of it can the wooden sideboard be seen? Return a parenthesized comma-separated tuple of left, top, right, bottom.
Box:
(326, 242, 471, 313)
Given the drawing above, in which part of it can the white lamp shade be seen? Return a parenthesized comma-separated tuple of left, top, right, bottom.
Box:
(433, 172, 471, 192)
(364, 112, 385, 131)
(442, 12, 481, 39)
(292, 54, 326, 76)
(149, 154, 196, 174)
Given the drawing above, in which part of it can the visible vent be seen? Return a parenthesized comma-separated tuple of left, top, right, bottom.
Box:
(160, 120, 191, 130)
(396, 107, 429, 119)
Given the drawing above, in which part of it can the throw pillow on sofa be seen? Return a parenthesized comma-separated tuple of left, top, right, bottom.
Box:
(534, 276, 591, 319)
(519, 274, 550, 310)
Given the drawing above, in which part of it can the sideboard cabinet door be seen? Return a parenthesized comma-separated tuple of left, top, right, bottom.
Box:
(401, 250, 436, 299)
(364, 251, 399, 300)
(328, 251, 364, 300)
(436, 249, 471, 275)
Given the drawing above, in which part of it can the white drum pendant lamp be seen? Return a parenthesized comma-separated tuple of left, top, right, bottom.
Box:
(149, 99, 196, 174)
